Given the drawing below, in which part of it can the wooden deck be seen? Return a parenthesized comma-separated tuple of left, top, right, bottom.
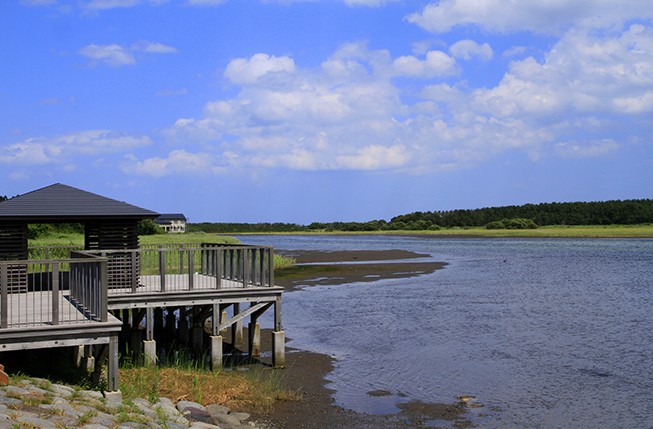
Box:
(107, 274, 283, 309)
(0, 243, 285, 392)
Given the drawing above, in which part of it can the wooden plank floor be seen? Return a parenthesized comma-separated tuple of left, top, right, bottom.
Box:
(106, 273, 282, 310)
(2, 290, 100, 328)
(108, 273, 267, 295)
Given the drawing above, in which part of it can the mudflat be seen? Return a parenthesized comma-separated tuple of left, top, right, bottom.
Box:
(254, 249, 473, 428)
(274, 249, 447, 291)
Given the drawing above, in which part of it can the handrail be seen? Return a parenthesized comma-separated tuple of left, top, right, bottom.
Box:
(77, 244, 275, 295)
(0, 256, 108, 329)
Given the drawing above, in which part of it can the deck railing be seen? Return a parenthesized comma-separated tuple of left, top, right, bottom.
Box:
(78, 243, 275, 295)
(0, 256, 108, 329)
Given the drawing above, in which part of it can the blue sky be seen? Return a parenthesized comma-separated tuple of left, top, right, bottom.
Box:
(2, 0, 652, 223)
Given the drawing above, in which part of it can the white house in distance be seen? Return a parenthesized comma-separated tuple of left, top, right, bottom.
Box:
(156, 213, 187, 233)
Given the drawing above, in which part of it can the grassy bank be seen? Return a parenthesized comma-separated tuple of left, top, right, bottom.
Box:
(231, 224, 653, 238)
(28, 232, 241, 248)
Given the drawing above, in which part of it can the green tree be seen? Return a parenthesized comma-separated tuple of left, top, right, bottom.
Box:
(138, 219, 166, 235)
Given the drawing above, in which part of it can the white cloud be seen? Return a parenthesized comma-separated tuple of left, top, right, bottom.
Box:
(81, 0, 167, 9)
(84, 0, 140, 10)
(471, 25, 653, 117)
(503, 46, 528, 57)
(0, 130, 151, 165)
(449, 40, 493, 61)
(19, 0, 57, 6)
(336, 144, 412, 170)
(186, 0, 227, 5)
(554, 139, 621, 158)
(79, 41, 180, 67)
(123, 149, 225, 176)
(224, 54, 296, 85)
(131, 40, 180, 54)
(78, 44, 136, 67)
(406, 0, 653, 35)
(158, 23, 653, 176)
(392, 50, 458, 77)
(343, 0, 400, 5)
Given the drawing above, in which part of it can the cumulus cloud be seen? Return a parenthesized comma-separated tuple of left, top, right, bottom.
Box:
(78, 44, 136, 67)
(131, 40, 179, 53)
(123, 149, 225, 176)
(449, 40, 493, 60)
(82, 0, 167, 10)
(554, 139, 621, 158)
(78, 41, 179, 67)
(19, 0, 57, 6)
(406, 0, 653, 35)
(186, 0, 227, 5)
(153, 22, 653, 177)
(0, 130, 151, 165)
(224, 54, 296, 85)
(392, 51, 458, 77)
(471, 25, 653, 117)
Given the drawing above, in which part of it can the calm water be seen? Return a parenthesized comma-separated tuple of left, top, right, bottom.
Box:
(239, 235, 653, 428)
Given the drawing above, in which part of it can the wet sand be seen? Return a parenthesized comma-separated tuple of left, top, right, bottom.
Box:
(254, 249, 473, 428)
(274, 249, 447, 291)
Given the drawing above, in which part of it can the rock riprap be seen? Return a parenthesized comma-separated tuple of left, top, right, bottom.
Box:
(0, 378, 261, 429)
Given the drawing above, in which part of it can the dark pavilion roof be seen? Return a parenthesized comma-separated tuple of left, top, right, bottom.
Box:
(0, 183, 160, 222)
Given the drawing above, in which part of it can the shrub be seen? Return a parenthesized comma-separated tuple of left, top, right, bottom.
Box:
(486, 218, 537, 230)
(138, 219, 166, 235)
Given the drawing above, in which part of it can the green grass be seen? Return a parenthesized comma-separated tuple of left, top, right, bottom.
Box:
(138, 233, 241, 246)
(29, 232, 242, 248)
(245, 224, 653, 238)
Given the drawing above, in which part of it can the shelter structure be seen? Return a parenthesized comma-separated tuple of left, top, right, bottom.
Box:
(0, 183, 160, 259)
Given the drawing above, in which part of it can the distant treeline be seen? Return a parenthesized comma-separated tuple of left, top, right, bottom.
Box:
(189, 199, 653, 233)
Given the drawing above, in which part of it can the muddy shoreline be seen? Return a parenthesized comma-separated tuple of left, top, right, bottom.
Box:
(255, 249, 473, 428)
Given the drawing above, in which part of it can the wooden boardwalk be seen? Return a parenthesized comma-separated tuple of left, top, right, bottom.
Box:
(0, 243, 284, 394)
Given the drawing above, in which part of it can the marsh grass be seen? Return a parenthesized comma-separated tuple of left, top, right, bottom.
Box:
(274, 254, 296, 269)
(265, 224, 653, 238)
(119, 364, 296, 413)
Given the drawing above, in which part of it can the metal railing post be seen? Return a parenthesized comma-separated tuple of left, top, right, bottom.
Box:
(159, 250, 166, 292)
(1, 263, 7, 329)
(268, 248, 274, 287)
(52, 263, 59, 325)
(188, 250, 194, 290)
(215, 249, 222, 290)
(131, 250, 139, 293)
(258, 247, 265, 287)
(100, 259, 108, 322)
(242, 248, 249, 288)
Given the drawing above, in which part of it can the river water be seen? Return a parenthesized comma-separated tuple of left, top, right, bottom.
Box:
(238, 235, 653, 428)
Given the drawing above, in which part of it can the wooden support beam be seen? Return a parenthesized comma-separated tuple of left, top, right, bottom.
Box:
(218, 302, 270, 332)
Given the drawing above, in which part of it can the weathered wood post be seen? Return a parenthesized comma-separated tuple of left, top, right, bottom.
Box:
(210, 303, 222, 370)
(272, 294, 285, 368)
(144, 307, 156, 365)
(232, 303, 243, 347)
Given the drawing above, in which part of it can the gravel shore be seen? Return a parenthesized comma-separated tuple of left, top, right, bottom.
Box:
(0, 377, 263, 429)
